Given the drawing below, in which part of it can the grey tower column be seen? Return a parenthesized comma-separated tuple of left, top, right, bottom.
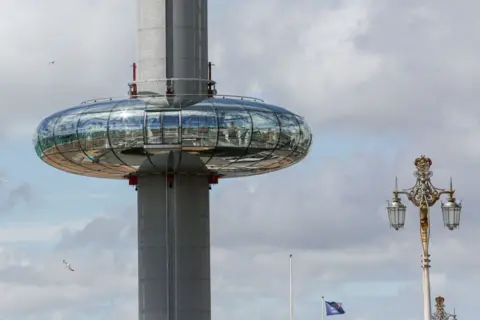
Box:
(137, 0, 208, 96)
(137, 173, 211, 320)
(136, 0, 211, 317)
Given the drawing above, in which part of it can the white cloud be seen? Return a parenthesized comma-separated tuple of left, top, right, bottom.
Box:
(0, 224, 61, 243)
(1, 0, 480, 319)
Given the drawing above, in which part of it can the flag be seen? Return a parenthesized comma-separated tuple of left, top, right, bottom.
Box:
(325, 301, 345, 316)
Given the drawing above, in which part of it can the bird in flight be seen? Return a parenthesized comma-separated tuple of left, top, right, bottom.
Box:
(63, 260, 75, 272)
(49, 61, 55, 65)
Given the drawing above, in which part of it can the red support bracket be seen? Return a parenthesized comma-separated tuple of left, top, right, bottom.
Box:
(208, 174, 219, 184)
(128, 175, 138, 186)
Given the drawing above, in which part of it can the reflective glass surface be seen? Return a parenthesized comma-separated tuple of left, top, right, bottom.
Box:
(180, 103, 218, 164)
(209, 99, 251, 168)
(34, 97, 312, 178)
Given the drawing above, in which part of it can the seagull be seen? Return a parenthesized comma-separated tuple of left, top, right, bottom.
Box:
(49, 61, 55, 65)
(63, 259, 75, 272)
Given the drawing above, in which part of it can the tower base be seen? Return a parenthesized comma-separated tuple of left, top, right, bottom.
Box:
(137, 173, 210, 320)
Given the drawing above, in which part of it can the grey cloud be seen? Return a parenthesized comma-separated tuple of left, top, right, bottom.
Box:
(0, 265, 52, 286)
(39, 152, 480, 320)
(0, 181, 472, 320)
(211, 154, 394, 250)
(208, 0, 480, 314)
(0, 182, 34, 212)
(210, 0, 480, 144)
(57, 215, 133, 250)
(6, 183, 33, 208)
(0, 245, 136, 318)
(0, 0, 136, 139)
(2, 0, 480, 319)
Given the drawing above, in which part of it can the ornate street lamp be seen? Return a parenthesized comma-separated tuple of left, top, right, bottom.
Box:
(432, 296, 457, 320)
(385, 156, 462, 320)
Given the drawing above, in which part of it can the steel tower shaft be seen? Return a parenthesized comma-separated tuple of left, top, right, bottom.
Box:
(136, 0, 208, 97)
(136, 0, 210, 319)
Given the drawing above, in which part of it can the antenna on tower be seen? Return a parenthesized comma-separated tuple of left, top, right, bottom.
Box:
(207, 62, 216, 97)
(129, 63, 137, 98)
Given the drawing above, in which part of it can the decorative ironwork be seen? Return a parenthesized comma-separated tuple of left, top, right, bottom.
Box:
(385, 156, 463, 320)
(386, 155, 462, 230)
(432, 296, 457, 320)
(405, 156, 444, 207)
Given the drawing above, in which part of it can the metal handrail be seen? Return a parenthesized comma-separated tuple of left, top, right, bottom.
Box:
(80, 93, 264, 105)
(128, 77, 215, 85)
(214, 94, 264, 102)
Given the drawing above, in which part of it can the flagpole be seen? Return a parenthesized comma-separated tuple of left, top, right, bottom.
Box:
(322, 296, 325, 320)
(289, 254, 294, 320)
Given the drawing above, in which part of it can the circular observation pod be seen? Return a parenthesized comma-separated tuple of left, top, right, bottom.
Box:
(33, 97, 312, 179)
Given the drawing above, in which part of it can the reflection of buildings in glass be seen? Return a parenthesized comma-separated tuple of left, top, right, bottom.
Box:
(227, 121, 238, 145)
(147, 117, 160, 144)
(34, 98, 312, 178)
(181, 110, 216, 147)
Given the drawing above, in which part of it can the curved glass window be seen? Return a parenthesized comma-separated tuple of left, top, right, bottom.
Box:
(237, 111, 281, 169)
(228, 111, 282, 169)
(109, 103, 146, 168)
(144, 110, 181, 145)
(76, 104, 116, 151)
(37, 115, 91, 174)
(33, 124, 42, 158)
(78, 111, 110, 151)
(34, 98, 311, 179)
(228, 99, 291, 114)
(249, 111, 280, 150)
(162, 111, 180, 144)
(69, 110, 113, 174)
(109, 110, 144, 149)
(38, 117, 57, 155)
(181, 108, 217, 147)
(217, 109, 251, 148)
(286, 116, 311, 165)
(53, 106, 123, 174)
(48, 103, 96, 119)
(215, 99, 249, 147)
(53, 110, 82, 152)
(145, 112, 161, 144)
(181, 107, 218, 165)
(209, 100, 251, 168)
(295, 116, 312, 153)
(277, 114, 300, 152)
(261, 102, 291, 114)
(265, 113, 300, 168)
(239, 100, 272, 113)
(182, 110, 203, 145)
(68, 102, 133, 174)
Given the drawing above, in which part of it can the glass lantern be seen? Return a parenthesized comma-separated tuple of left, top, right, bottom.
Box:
(441, 198, 461, 230)
(387, 198, 407, 230)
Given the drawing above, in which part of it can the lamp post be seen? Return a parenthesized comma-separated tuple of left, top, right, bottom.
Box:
(386, 155, 462, 320)
(432, 296, 457, 320)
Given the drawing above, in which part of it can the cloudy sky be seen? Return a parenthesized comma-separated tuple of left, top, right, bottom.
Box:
(1, 0, 479, 319)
